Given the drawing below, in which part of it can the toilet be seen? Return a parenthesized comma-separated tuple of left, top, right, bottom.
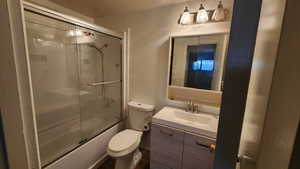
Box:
(107, 101, 155, 169)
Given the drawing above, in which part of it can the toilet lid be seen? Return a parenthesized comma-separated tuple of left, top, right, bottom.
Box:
(108, 129, 142, 153)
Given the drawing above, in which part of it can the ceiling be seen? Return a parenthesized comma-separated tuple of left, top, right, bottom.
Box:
(48, 0, 194, 18)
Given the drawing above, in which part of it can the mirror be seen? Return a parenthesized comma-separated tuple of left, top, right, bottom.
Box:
(169, 33, 228, 92)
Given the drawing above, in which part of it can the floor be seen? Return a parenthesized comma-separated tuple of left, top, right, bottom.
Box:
(98, 149, 150, 169)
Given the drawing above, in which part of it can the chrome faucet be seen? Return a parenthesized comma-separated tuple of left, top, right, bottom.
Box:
(185, 102, 219, 117)
(185, 100, 199, 113)
(185, 100, 192, 112)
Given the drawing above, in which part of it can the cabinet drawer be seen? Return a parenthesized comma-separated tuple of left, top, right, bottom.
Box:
(151, 123, 184, 155)
(184, 132, 215, 151)
(150, 161, 173, 169)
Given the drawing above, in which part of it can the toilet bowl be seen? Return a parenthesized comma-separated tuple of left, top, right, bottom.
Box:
(107, 129, 143, 169)
(107, 101, 154, 169)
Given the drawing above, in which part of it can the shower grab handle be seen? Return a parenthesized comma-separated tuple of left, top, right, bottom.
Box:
(87, 80, 121, 86)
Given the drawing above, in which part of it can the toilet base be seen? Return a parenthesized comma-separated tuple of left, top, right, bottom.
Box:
(115, 149, 142, 169)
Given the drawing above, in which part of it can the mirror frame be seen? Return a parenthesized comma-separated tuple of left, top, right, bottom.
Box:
(166, 30, 230, 107)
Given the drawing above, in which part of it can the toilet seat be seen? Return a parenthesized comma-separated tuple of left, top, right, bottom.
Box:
(107, 129, 142, 157)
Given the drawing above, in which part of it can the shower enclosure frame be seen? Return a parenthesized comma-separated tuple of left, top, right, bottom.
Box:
(22, 1, 129, 169)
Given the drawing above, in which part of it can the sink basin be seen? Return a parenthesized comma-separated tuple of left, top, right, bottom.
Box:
(152, 107, 219, 138)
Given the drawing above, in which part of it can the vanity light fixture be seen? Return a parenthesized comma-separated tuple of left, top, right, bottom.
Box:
(178, 6, 194, 25)
(178, 1, 228, 25)
(212, 1, 226, 21)
(196, 3, 209, 24)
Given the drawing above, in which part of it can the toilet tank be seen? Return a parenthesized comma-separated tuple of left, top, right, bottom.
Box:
(128, 101, 155, 131)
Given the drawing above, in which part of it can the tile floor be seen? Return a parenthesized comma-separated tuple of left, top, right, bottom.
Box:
(98, 149, 150, 169)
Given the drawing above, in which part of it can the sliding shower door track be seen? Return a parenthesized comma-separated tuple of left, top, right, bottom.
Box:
(22, 1, 123, 39)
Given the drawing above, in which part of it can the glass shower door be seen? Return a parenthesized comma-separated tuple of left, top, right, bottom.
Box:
(25, 11, 82, 166)
(76, 27, 122, 141)
(25, 9, 123, 167)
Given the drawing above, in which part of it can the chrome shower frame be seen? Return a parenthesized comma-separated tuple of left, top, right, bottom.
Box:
(22, 1, 128, 169)
(23, 2, 123, 39)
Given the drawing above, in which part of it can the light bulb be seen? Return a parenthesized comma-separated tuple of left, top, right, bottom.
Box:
(212, 1, 225, 21)
(196, 4, 209, 24)
(178, 6, 194, 25)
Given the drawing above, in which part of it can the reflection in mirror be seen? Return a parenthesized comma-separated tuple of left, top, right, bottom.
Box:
(170, 34, 228, 91)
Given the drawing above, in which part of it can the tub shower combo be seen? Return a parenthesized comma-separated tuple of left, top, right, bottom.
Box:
(24, 3, 123, 167)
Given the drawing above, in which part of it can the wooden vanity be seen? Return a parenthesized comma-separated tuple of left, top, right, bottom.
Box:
(150, 123, 216, 169)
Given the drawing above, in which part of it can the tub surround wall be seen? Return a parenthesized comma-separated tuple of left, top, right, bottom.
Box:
(96, 0, 234, 111)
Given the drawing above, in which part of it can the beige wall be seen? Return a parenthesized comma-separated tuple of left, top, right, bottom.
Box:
(96, 0, 234, 110)
(256, 0, 300, 168)
(0, 0, 39, 168)
(238, 0, 287, 167)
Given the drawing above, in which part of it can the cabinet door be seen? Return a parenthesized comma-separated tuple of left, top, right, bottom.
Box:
(183, 133, 215, 169)
(151, 161, 175, 169)
(151, 123, 184, 169)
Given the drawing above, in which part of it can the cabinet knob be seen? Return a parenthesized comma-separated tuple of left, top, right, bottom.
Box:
(210, 144, 216, 153)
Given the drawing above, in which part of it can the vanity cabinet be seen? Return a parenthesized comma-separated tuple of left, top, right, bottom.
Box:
(150, 123, 215, 169)
(150, 123, 184, 169)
